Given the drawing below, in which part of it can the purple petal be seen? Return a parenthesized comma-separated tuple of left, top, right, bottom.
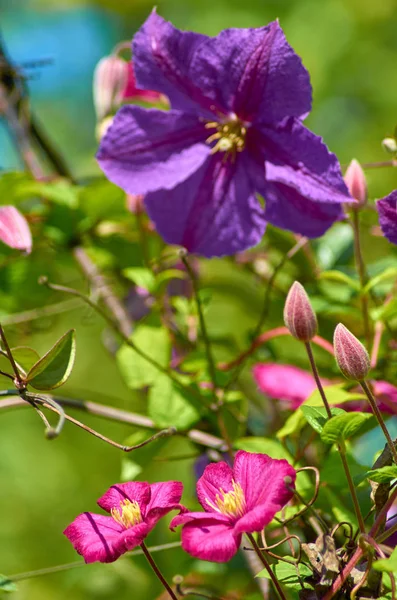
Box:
(145, 481, 185, 528)
(97, 105, 209, 195)
(259, 117, 350, 205)
(174, 513, 240, 563)
(252, 363, 319, 409)
(145, 154, 267, 257)
(63, 513, 148, 563)
(0, 206, 32, 253)
(133, 10, 218, 117)
(97, 482, 150, 513)
(196, 461, 234, 511)
(192, 21, 312, 123)
(377, 193, 397, 245)
(233, 450, 296, 520)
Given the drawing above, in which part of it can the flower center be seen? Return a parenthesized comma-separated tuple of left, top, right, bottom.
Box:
(111, 499, 142, 528)
(205, 480, 246, 518)
(205, 116, 247, 158)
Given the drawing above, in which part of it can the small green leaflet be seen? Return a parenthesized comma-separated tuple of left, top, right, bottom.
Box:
(320, 412, 374, 444)
(365, 465, 397, 483)
(301, 405, 345, 435)
(26, 330, 76, 390)
(257, 561, 312, 591)
(0, 575, 16, 593)
(373, 548, 397, 573)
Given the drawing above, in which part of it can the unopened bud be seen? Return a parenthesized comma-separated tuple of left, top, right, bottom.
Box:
(284, 281, 317, 342)
(382, 137, 397, 155)
(0, 206, 32, 254)
(344, 159, 367, 208)
(333, 323, 370, 381)
(93, 55, 129, 121)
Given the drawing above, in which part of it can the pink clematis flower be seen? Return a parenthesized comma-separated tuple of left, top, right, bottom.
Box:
(0, 206, 32, 254)
(170, 450, 296, 562)
(64, 481, 184, 563)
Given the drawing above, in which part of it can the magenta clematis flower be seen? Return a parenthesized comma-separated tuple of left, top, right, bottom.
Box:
(0, 206, 32, 254)
(64, 481, 184, 563)
(377, 191, 397, 245)
(253, 363, 330, 409)
(170, 450, 296, 562)
(97, 11, 351, 258)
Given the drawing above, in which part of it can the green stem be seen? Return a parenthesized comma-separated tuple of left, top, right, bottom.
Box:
(0, 323, 23, 387)
(305, 342, 366, 533)
(140, 542, 178, 600)
(351, 210, 371, 347)
(360, 379, 397, 464)
(246, 534, 287, 600)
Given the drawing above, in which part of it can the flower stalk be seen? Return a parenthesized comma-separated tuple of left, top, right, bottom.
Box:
(360, 379, 397, 464)
(351, 210, 371, 347)
(246, 533, 287, 600)
(140, 542, 178, 600)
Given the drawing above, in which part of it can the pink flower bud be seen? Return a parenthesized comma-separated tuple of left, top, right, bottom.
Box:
(93, 55, 129, 121)
(123, 63, 164, 104)
(0, 206, 32, 253)
(344, 159, 367, 208)
(283, 281, 317, 342)
(333, 323, 370, 381)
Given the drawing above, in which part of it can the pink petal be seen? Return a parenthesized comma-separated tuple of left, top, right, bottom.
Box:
(233, 451, 296, 531)
(0, 206, 32, 253)
(63, 513, 148, 563)
(196, 461, 234, 511)
(253, 363, 319, 409)
(145, 481, 185, 528)
(178, 514, 240, 563)
(97, 481, 150, 513)
(374, 380, 397, 414)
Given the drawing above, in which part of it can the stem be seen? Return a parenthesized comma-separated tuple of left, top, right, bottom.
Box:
(351, 210, 371, 347)
(360, 379, 397, 464)
(140, 542, 178, 600)
(0, 323, 23, 386)
(246, 534, 287, 600)
(305, 342, 366, 533)
(135, 207, 151, 269)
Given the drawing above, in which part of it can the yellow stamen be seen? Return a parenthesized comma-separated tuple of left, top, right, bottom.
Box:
(206, 480, 246, 518)
(205, 116, 247, 160)
(111, 499, 142, 528)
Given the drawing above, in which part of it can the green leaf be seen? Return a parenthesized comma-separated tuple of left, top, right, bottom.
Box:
(10, 346, 40, 376)
(373, 548, 397, 573)
(301, 405, 344, 434)
(17, 179, 79, 208)
(305, 384, 366, 407)
(365, 465, 397, 483)
(319, 270, 360, 290)
(276, 409, 307, 439)
(120, 428, 172, 480)
(257, 561, 312, 590)
(0, 575, 17, 593)
(116, 323, 170, 389)
(364, 267, 397, 294)
(371, 298, 397, 322)
(26, 330, 76, 390)
(320, 412, 374, 444)
(148, 374, 200, 430)
(122, 267, 156, 293)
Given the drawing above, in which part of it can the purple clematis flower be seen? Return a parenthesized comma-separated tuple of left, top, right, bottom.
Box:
(377, 191, 397, 244)
(170, 450, 296, 562)
(64, 480, 184, 563)
(97, 11, 351, 258)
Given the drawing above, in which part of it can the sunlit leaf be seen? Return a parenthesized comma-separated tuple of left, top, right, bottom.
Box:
(0, 575, 16, 593)
(148, 374, 200, 430)
(320, 412, 374, 444)
(26, 330, 76, 390)
(365, 465, 397, 483)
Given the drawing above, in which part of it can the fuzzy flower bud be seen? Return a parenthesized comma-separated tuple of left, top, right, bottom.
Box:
(382, 137, 397, 155)
(344, 159, 367, 208)
(283, 281, 317, 342)
(93, 55, 129, 121)
(333, 323, 370, 381)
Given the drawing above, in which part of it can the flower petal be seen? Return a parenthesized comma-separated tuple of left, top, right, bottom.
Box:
(145, 481, 185, 528)
(0, 206, 32, 253)
(192, 21, 312, 123)
(97, 482, 150, 513)
(253, 363, 319, 409)
(259, 117, 350, 204)
(374, 381, 397, 414)
(196, 461, 234, 511)
(144, 154, 267, 257)
(97, 105, 209, 195)
(233, 450, 296, 520)
(377, 193, 397, 245)
(174, 513, 240, 563)
(133, 10, 217, 117)
(64, 513, 148, 563)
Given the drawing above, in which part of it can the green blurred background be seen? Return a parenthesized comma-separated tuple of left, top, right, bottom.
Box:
(1, 0, 397, 598)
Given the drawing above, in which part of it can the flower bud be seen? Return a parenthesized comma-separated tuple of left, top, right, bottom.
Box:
(93, 55, 129, 121)
(382, 137, 397, 154)
(333, 323, 370, 381)
(344, 159, 367, 208)
(0, 206, 32, 254)
(283, 281, 317, 342)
